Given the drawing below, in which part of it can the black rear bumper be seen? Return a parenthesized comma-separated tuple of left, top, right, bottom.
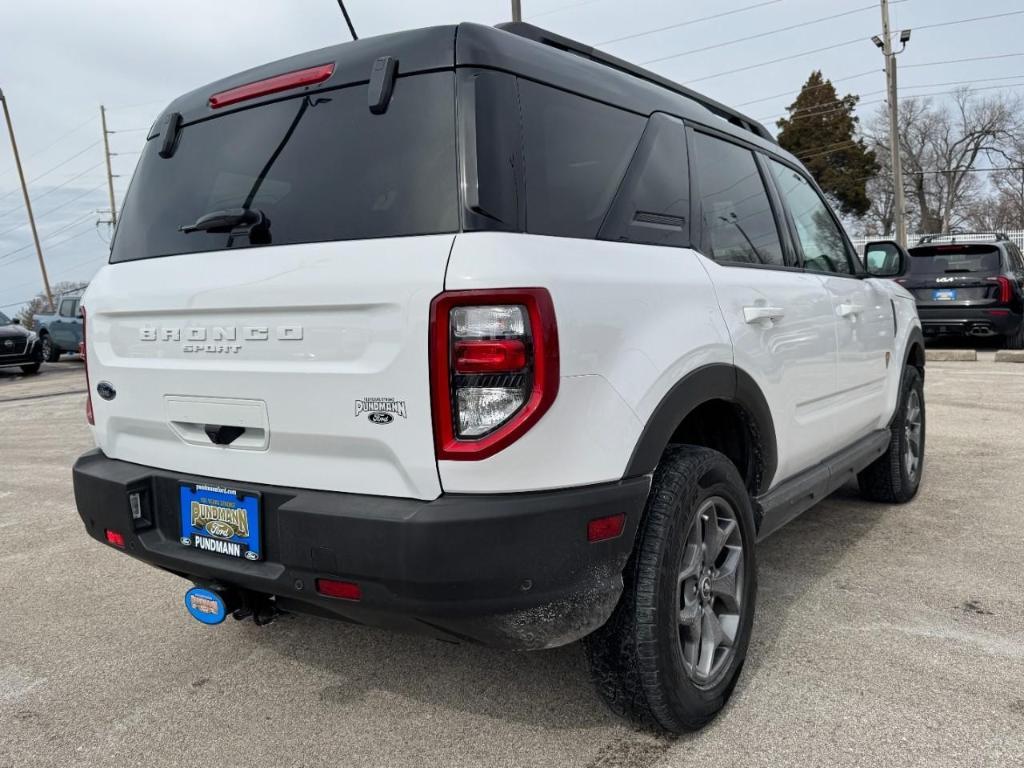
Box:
(918, 306, 1023, 338)
(72, 450, 650, 649)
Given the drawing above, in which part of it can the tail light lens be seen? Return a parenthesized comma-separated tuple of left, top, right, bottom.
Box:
(987, 276, 1012, 304)
(430, 289, 559, 461)
(82, 306, 94, 425)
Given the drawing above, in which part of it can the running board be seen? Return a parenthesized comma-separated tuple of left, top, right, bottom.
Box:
(754, 429, 890, 542)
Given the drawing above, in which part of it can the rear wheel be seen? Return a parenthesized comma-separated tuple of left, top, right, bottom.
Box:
(858, 365, 925, 503)
(1005, 320, 1024, 350)
(585, 446, 757, 734)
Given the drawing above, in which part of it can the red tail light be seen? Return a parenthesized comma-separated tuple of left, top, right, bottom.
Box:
(429, 289, 559, 461)
(209, 63, 335, 109)
(987, 275, 1012, 304)
(82, 306, 94, 425)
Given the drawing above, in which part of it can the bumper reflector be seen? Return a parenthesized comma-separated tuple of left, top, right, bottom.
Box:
(316, 578, 362, 601)
(587, 513, 626, 542)
(104, 529, 126, 548)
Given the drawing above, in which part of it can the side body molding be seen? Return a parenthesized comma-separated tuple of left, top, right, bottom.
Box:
(624, 363, 778, 494)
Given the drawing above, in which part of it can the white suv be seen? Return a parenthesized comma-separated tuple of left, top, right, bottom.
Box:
(73, 22, 925, 733)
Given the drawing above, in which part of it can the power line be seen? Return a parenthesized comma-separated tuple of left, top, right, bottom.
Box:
(773, 74, 1024, 121)
(0, 217, 96, 266)
(682, 11, 1024, 86)
(0, 114, 97, 182)
(914, 9, 1024, 33)
(597, 0, 783, 46)
(902, 52, 1024, 70)
(736, 69, 880, 107)
(641, 2, 893, 66)
(0, 140, 101, 204)
(23, 161, 106, 206)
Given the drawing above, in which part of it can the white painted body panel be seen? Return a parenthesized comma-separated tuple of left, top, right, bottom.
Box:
(82, 237, 454, 500)
(441, 233, 732, 493)
(816, 274, 896, 445)
(695, 257, 840, 486)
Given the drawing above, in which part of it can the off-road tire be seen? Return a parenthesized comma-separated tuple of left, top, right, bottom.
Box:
(584, 446, 757, 734)
(858, 365, 925, 503)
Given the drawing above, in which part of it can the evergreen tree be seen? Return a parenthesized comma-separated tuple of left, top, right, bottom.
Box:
(777, 71, 878, 217)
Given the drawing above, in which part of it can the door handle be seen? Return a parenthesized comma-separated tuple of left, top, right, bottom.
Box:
(837, 303, 864, 317)
(743, 306, 785, 324)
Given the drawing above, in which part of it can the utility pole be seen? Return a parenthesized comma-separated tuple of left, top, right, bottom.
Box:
(512, 0, 522, 22)
(875, 0, 910, 247)
(0, 88, 54, 310)
(100, 105, 117, 228)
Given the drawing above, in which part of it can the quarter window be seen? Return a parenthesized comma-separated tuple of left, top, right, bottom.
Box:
(768, 160, 853, 275)
(519, 80, 645, 239)
(691, 132, 784, 267)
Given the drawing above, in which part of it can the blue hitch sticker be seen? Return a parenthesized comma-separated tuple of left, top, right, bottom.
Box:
(185, 587, 228, 625)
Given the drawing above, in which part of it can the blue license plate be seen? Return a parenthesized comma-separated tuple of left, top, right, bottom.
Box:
(180, 484, 261, 561)
(932, 289, 957, 301)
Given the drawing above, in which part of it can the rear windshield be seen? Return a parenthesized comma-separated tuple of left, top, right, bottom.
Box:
(907, 244, 1002, 275)
(111, 72, 457, 263)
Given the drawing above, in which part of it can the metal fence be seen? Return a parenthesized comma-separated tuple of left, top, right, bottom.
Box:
(850, 231, 1024, 251)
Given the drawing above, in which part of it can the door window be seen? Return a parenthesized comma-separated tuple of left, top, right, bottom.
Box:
(768, 160, 854, 275)
(691, 132, 785, 267)
(59, 298, 78, 317)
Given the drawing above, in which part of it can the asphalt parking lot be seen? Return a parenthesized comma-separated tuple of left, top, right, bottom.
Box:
(2, 358, 1022, 768)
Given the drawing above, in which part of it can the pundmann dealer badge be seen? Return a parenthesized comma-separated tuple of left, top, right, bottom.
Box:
(355, 397, 407, 425)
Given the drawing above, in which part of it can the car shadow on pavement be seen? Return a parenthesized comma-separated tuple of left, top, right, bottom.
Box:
(250, 480, 887, 737)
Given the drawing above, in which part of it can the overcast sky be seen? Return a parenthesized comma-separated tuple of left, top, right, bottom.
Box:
(2, 0, 1022, 314)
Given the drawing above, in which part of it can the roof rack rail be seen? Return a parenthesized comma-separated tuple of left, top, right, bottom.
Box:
(917, 232, 1009, 244)
(495, 22, 776, 144)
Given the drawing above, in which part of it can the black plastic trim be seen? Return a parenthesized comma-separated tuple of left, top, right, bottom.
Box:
(625, 364, 778, 493)
(755, 428, 890, 541)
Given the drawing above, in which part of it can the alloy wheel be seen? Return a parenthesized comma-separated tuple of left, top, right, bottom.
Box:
(904, 389, 922, 483)
(677, 496, 744, 686)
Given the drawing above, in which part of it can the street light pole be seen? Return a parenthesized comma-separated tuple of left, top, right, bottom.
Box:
(512, 0, 522, 22)
(877, 0, 909, 247)
(0, 88, 54, 311)
(100, 105, 118, 228)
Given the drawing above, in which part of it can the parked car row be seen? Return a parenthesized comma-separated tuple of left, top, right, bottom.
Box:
(0, 288, 86, 376)
(867, 233, 1024, 348)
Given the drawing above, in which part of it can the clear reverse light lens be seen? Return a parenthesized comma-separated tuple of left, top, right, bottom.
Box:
(456, 387, 526, 437)
(451, 306, 525, 338)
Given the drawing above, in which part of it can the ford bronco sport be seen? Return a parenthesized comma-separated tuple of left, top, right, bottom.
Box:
(73, 22, 926, 733)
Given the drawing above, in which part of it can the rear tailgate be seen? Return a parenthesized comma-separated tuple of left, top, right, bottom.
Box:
(84, 65, 459, 500)
(905, 244, 1005, 306)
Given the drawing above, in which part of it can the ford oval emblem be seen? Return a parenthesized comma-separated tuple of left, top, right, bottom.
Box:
(205, 520, 235, 539)
(96, 381, 116, 401)
(368, 412, 393, 425)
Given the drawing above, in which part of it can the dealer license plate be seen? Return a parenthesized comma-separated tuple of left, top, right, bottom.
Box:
(932, 289, 957, 301)
(179, 484, 261, 561)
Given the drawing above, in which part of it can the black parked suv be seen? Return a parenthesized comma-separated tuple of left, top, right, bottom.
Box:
(0, 310, 43, 375)
(901, 233, 1024, 348)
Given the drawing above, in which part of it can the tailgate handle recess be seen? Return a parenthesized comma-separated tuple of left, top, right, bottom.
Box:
(204, 424, 246, 446)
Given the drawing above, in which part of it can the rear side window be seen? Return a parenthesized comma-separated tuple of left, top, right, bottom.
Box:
(111, 72, 458, 263)
(906, 245, 1002, 275)
(598, 113, 690, 248)
(768, 160, 853, 275)
(691, 132, 784, 267)
(519, 80, 645, 239)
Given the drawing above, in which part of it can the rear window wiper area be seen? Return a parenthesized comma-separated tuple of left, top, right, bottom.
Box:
(178, 208, 270, 238)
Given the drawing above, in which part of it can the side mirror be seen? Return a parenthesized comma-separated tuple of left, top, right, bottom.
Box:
(11, 317, 20, 325)
(864, 240, 906, 278)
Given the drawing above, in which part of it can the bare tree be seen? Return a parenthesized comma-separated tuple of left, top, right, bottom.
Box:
(17, 281, 87, 330)
(865, 88, 1022, 234)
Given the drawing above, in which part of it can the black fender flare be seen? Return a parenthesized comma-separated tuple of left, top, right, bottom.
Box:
(904, 325, 925, 373)
(624, 363, 778, 493)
